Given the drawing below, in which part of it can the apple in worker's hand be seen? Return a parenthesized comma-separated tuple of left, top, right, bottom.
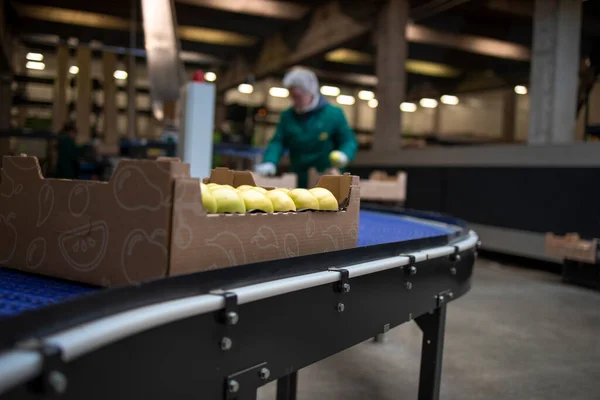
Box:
(288, 189, 320, 210)
(240, 189, 274, 213)
(200, 183, 218, 213)
(309, 187, 339, 211)
(329, 150, 348, 168)
(213, 188, 246, 213)
(265, 190, 296, 212)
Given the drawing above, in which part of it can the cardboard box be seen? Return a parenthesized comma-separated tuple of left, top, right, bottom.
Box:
(0, 156, 360, 287)
(310, 168, 406, 202)
(545, 233, 598, 264)
(251, 172, 297, 189)
(359, 171, 406, 202)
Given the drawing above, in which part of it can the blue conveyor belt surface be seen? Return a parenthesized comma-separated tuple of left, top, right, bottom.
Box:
(357, 210, 454, 247)
(0, 211, 455, 318)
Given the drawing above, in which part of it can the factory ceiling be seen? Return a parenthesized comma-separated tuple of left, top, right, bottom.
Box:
(3, 0, 600, 94)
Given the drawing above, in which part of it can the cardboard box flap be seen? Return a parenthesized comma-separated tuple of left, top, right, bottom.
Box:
(208, 168, 258, 187)
(316, 173, 353, 208)
(1, 156, 44, 188)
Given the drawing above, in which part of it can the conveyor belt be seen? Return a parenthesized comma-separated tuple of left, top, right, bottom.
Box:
(0, 207, 477, 400)
(0, 211, 457, 319)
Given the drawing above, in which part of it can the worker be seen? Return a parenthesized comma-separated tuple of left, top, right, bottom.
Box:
(254, 67, 358, 188)
(54, 122, 80, 179)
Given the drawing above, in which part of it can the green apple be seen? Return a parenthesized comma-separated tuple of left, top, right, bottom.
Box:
(240, 189, 274, 213)
(309, 187, 339, 211)
(288, 189, 319, 210)
(200, 182, 218, 213)
(265, 190, 296, 212)
(213, 187, 246, 213)
(329, 151, 344, 167)
(271, 188, 290, 193)
(253, 186, 268, 194)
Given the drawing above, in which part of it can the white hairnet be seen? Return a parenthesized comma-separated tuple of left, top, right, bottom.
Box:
(282, 67, 320, 98)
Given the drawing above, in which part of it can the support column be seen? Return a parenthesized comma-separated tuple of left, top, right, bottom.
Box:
(103, 51, 118, 145)
(502, 89, 517, 142)
(76, 46, 92, 143)
(372, 0, 408, 152)
(0, 74, 9, 128)
(352, 88, 361, 129)
(433, 106, 441, 134)
(127, 56, 137, 139)
(214, 93, 227, 130)
(528, 0, 582, 144)
(52, 44, 68, 132)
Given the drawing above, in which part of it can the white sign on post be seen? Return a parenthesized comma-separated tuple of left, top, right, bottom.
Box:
(178, 82, 215, 180)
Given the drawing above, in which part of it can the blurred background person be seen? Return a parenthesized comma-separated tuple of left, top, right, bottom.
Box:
(254, 67, 358, 188)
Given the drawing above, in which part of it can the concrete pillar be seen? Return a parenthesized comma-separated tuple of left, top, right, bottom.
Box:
(433, 106, 441, 134)
(528, 0, 582, 144)
(372, 0, 408, 152)
(127, 56, 137, 139)
(163, 100, 176, 122)
(52, 44, 68, 132)
(0, 75, 10, 131)
(76, 46, 92, 142)
(352, 89, 361, 129)
(214, 93, 227, 131)
(102, 51, 118, 145)
(502, 89, 517, 142)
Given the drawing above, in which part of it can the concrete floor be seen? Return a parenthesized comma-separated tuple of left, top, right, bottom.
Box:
(258, 258, 600, 400)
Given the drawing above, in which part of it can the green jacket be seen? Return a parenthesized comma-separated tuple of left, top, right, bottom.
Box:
(263, 97, 358, 188)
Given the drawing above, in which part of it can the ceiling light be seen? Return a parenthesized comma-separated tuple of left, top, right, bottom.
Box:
(238, 83, 254, 94)
(336, 95, 355, 106)
(440, 95, 459, 105)
(419, 98, 438, 109)
(358, 90, 375, 101)
(113, 70, 128, 80)
(320, 85, 340, 97)
(69, 66, 79, 75)
(204, 72, 217, 82)
(269, 87, 289, 98)
(26, 52, 43, 61)
(514, 85, 527, 95)
(25, 61, 45, 70)
(368, 99, 378, 108)
(400, 102, 417, 112)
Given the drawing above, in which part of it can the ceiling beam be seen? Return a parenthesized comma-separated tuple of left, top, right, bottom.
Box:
(324, 48, 462, 78)
(218, 1, 374, 91)
(175, 0, 310, 20)
(405, 24, 531, 61)
(218, 0, 532, 91)
(20, 33, 223, 65)
(485, 0, 533, 17)
(14, 4, 257, 47)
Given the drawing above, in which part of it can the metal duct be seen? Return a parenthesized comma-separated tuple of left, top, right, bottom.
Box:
(141, 0, 185, 120)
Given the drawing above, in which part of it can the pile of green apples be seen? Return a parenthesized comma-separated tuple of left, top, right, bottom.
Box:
(200, 183, 339, 214)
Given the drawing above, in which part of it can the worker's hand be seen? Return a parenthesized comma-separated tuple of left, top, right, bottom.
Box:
(254, 162, 277, 176)
(329, 150, 348, 168)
